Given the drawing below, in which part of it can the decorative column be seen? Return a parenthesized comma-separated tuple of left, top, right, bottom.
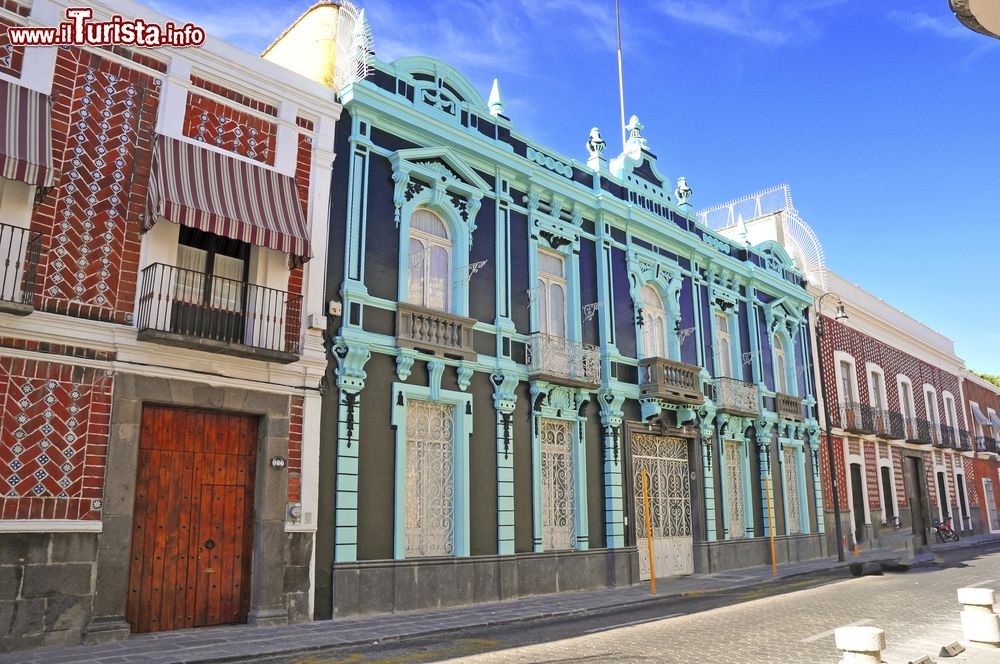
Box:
(756, 418, 774, 537)
(491, 373, 518, 555)
(699, 401, 718, 542)
(807, 424, 825, 534)
(574, 391, 591, 551)
(600, 390, 626, 548)
(331, 341, 370, 562)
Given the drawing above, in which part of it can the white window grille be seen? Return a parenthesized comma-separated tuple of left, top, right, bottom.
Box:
(640, 284, 667, 359)
(632, 433, 692, 578)
(783, 446, 802, 534)
(715, 312, 732, 378)
(724, 440, 746, 539)
(540, 418, 575, 550)
(405, 400, 456, 557)
(537, 250, 567, 338)
(408, 209, 451, 312)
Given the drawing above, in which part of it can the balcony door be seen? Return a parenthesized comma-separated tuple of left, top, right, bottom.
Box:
(715, 312, 733, 378)
(537, 250, 567, 339)
(408, 209, 451, 312)
(640, 285, 667, 359)
(173, 227, 250, 345)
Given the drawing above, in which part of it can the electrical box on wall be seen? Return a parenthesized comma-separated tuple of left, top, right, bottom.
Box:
(328, 300, 343, 317)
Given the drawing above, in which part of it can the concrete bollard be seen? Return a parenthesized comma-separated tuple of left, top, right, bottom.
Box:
(834, 626, 886, 663)
(957, 587, 1000, 647)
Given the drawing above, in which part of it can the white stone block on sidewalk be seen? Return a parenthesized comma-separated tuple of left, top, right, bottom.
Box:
(957, 586, 1000, 647)
(834, 626, 885, 663)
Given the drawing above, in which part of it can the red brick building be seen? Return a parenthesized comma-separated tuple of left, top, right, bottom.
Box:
(959, 372, 1000, 533)
(1, 0, 339, 650)
(813, 271, 975, 555)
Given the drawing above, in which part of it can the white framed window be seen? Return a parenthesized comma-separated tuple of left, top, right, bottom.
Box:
(990, 408, 999, 440)
(774, 335, 788, 394)
(640, 284, 668, 359)
(537, 249, 567, 338)
(971, 401, 985, 439)
(867, 366, 886, 411)
(897, 376, 916, 438)
(407, 208, 452, 312)
(839, 361, 856, 403)
(715, 311, 733, 378)
(942, 392, 958, 430)
(923, 385, 939, 426)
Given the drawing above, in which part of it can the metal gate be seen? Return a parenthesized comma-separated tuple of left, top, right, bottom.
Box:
(632, 433, 692, 579)
(540, 418, 576, 550)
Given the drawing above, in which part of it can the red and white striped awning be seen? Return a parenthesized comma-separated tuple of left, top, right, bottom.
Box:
(0, 79, 54, 187)
(145, 135, 311, 264)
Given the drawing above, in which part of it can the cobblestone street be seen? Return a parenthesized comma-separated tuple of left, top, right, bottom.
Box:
(275, 545, 1000, 664)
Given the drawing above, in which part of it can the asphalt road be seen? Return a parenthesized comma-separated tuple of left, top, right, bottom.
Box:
(265, 542, 1000, 664)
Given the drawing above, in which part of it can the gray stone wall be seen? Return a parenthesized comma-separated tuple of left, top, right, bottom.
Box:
(0, 532, 97, 652)
(284, 532, 313, 623)
(331, 548, 636, 618)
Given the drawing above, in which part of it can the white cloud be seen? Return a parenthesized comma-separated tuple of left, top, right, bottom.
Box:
(146, 0, 304, 51)
(887, 10, 975, 40)
(654, 0, 847, 45)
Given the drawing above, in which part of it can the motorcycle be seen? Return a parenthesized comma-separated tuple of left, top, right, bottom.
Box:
(933, 517, 960, 543)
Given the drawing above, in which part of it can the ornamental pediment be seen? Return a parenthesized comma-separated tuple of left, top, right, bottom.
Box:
(390, 146, 490, 196)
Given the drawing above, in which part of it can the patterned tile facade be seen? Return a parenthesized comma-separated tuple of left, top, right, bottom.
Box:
(0, 15, 25, 78)
(31, 47, 160, 323)
(0, 357, 112, 520)
(182, 93, 277, 165)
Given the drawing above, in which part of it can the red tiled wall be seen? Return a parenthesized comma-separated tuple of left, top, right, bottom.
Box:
(819, 316, 964, 428)
(31, 48, 160, 324)
(923, 451, 937, 509)
(0, 15, 25, 77)
(891, 446, 906, 507)
(191, 75, 277, 116)
(820, 435, 849, 507)
(863, 441, 880, 508)
(287, 396, 303, 503)
(964, 456, 979, 505)
(182, 92, 276, 165)
(0, 357, 112, 520)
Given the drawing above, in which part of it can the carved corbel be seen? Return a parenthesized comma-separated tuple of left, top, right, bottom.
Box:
(333, 342, 371, 393)
(457, 362, 474, 391)
(392, 169, 410, 227)
(428, 360, 445, 401)
(491, 372, 518, 414)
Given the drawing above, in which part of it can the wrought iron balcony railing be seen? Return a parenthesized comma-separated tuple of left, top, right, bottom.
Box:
(775, 392, 804, 422)
(396, 302, 477, 360)
(912, 418, 939, 445)
(871, 409, 894, 438)
(977, 436, 998, 454)
(839, 402, 875, 434)
(938, 425, 957, 449)
(136, 262, 301, 362)
(709, 377, 759, 417)
(638, 357, 703, 405)
(526, 333, 601, 388)
(958, 429, 972, 451)
(0, 221, 41, 314)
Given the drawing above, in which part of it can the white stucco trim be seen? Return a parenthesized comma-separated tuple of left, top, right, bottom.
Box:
(0, 520, 103, 533)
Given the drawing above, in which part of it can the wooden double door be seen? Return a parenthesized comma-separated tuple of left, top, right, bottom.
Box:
(127, 405, 258, 633)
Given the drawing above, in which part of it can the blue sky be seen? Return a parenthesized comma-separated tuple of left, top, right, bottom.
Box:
(151, 0, 1000, 373)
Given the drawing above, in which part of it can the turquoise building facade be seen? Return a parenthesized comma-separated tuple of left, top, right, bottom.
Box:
(316, 53, 827, 618)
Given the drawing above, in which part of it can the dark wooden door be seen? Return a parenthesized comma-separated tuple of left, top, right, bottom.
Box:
(850, 463, 866, 542)
(127, 405, 257, 633)
(905, 456, 928, 546)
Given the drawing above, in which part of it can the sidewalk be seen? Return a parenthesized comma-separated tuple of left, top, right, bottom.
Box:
(5, 537, 999, 664)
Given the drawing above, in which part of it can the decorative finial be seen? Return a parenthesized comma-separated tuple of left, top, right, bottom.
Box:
(736, 212, 750, 245)
(488, 78, 504, 117)
(626, 115, 643, 140)
(586, 127, 606, 159)
(674, 176, 692, 206)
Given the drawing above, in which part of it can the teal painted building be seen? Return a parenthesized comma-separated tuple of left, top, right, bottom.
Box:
(315, 51, 827, 618)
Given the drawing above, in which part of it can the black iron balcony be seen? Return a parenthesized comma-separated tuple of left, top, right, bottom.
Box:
(526, 333, 601, 388)
(911, 418, 939, 445)
(709, 377, 759, 417)
(397, 302, 477, 360)
(839, 402, 875, 434)
(775, 392, 804, 422)
(136, 262, 302, 363)
(938, 425, 957, 449)
(638, 357, 703, 405)
(871, 409, 895, 438)
(0, 222, 41, 316)
(977, 436, 998, 454)
(957, 429, 972, 451)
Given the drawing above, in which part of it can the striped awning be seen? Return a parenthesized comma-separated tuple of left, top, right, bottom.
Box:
(0, 79, 54, 187)
(971, 403, 990, 426)
(145, 135, 311, 264)
(990, 412, 1000, 432)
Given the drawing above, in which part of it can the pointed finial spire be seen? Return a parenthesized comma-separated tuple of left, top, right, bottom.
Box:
(736, 213, 750, 245)
(488, 78, 504, 117)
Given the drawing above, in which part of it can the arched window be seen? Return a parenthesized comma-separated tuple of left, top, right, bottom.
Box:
(774, 335, 788, 394)
(408, 209, 451, 311)
(640, 284, 667, 358)
(715, 311, 732, 378)
(537, 250, 567, 338)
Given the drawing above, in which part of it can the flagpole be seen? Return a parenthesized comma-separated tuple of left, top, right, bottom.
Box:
(615, 0, 626, 151)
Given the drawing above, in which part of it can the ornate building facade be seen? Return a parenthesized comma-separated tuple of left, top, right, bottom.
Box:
(959, 371, 1000, 534)
(0, 0, 338, 650)
(267, 4, 827, 620)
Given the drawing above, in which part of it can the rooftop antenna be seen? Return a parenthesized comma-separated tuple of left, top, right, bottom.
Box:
(615, 0, 627, 151)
